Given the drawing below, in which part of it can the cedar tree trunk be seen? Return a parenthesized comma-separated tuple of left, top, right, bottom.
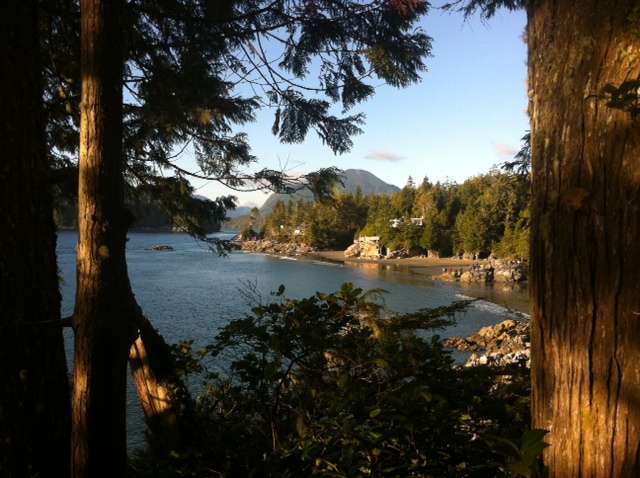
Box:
(72, 0, 138, 476)
(0, 1, 71, 476)
(528, 1, 640, 476)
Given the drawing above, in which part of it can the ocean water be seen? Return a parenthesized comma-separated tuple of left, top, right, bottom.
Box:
(57, 231, 529, 449)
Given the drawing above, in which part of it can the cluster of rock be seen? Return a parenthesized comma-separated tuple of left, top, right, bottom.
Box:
(240, 239, 314, 256)
(343, 241, 411, 260)
(147, 244, 174, 251)
(343, 242, 362, 258)
(492, 259, 527, 282)
(444, 318, 530, 367)
(438, 259, 527, 284)
(386, 249, 411, 259)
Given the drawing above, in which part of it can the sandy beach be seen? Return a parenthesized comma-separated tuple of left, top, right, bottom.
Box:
(309, 250, 481, 277)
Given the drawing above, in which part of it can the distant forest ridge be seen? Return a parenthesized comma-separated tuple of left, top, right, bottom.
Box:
(54, 193, 221, 233)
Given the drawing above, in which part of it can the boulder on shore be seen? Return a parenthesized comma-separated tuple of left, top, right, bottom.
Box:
(444, 318, 530, 367)
(344, 242, 361, 258)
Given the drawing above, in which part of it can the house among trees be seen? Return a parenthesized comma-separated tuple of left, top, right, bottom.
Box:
(390, 216, 425, 228)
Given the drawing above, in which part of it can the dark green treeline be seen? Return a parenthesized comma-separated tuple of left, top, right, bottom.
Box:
(256, 166, 530, 259)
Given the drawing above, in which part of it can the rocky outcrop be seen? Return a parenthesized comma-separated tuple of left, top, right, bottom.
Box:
(437, 264, 491, 282)
(240, 239, 314, 256)
(461, 264, 494, 283)
(492, 260, 527, 282)
(343, 240, 411, 260)
(444, 318, 530, 367)
(437, 259, 527, 284)
(385, 248, 410, 259)
(344, 242, 361, 258)
(147, 244, 174, 251)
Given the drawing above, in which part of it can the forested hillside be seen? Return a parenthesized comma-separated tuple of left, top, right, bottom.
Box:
(257, 167, 530, 258)
(54, 192, 222, 233)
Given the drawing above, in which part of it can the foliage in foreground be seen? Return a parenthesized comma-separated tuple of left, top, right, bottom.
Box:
(131, 284, 539, 477)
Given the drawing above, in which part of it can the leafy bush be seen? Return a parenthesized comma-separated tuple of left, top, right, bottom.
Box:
(131, 284, 534, 477)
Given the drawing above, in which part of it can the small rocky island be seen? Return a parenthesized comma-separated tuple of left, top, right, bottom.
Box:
(147, 244, 175, 251)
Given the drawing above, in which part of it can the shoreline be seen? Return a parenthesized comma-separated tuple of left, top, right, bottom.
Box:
(238, 247, 530, 314)
(308, 250, 480, 273)
(238, 246, 481, 277)
(309, 250, 490, 282)
(238, 244, 502, 280)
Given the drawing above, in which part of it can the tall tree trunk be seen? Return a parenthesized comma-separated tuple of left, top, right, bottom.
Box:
(73, 1, 187, 468)
(72, 0, 138, 476)
(528, 1, 640, 476)
(0, 1, 71, 476)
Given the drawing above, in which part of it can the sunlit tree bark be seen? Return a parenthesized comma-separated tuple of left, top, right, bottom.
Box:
(73, 0, 187, 472)
(0, 1, 70, 476)
(72, 0, 138, 475)
(129, 315, 185, 453)
(528, 1, 640, 476)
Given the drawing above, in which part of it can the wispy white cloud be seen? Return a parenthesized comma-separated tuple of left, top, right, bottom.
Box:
(365, 150, 406, 162)
(494, 143, 517, 159)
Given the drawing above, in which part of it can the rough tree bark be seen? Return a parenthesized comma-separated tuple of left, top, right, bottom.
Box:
(72, 0, 138, 475)
(129, 315, 184, 453)
(73, 1, 186, 473)
(0, 1, 71, 476)
(528, 1, 640, 476)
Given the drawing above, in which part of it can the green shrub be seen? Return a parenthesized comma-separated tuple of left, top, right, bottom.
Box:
(131, 284, 534, 477)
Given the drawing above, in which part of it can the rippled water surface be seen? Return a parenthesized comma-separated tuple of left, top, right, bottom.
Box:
(57, 231, 529, 449)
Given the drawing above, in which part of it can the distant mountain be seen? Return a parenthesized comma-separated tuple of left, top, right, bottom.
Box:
(259, 169, 399, 215)
(226, 206, 254, 218)
(339, 169, 402, 195)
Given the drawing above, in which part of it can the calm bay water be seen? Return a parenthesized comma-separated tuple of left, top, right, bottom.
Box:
(57, 231, 529, 449)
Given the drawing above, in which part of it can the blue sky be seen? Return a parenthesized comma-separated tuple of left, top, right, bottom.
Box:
(181, 6, 528, 207)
